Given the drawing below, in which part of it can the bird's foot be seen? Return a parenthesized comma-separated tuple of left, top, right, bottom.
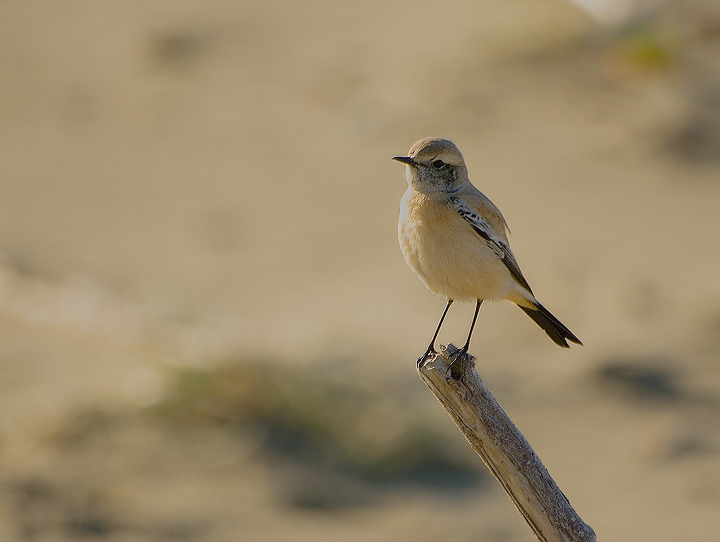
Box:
(416, 347, 437, 369)
(447, 345, 469, 380)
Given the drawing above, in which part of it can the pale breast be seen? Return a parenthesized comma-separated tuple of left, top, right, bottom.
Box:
(398, 188, 515, 302)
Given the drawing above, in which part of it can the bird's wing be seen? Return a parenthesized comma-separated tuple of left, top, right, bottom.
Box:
(449, 196, 534, 295)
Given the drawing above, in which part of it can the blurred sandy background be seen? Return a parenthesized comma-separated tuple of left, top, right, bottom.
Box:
(2, 0, 720, 540)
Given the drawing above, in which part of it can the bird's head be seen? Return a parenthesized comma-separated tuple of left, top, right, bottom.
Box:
(393, 137, 469, 195)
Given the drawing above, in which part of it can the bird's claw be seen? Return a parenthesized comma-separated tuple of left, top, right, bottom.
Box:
(416, 348, 437, 369)
(447, 346, 469, 380)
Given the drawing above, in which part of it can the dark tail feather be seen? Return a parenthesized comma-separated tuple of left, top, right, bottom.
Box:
(518, 302, 582, 348)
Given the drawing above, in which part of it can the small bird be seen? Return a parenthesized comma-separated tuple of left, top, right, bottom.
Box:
(394, 137, 581, 364)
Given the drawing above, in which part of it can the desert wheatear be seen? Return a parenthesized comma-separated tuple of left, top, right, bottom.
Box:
(394, 137, 581, 364)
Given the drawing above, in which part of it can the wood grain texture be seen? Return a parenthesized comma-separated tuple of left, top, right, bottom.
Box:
(418, 344, 596, 542)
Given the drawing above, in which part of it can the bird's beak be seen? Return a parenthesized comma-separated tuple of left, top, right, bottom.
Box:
(392, 156, 416, 166)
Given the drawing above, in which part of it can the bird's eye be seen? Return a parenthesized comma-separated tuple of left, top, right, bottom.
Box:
(432, 159, 446, 169)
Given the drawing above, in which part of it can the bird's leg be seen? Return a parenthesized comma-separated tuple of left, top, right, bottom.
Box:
(449, 299, 483, 373)
(461, 299, 483, 354)
(417, 299, 453, 367)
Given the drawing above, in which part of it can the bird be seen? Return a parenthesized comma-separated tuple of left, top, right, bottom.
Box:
(394, 137, 581, 365)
